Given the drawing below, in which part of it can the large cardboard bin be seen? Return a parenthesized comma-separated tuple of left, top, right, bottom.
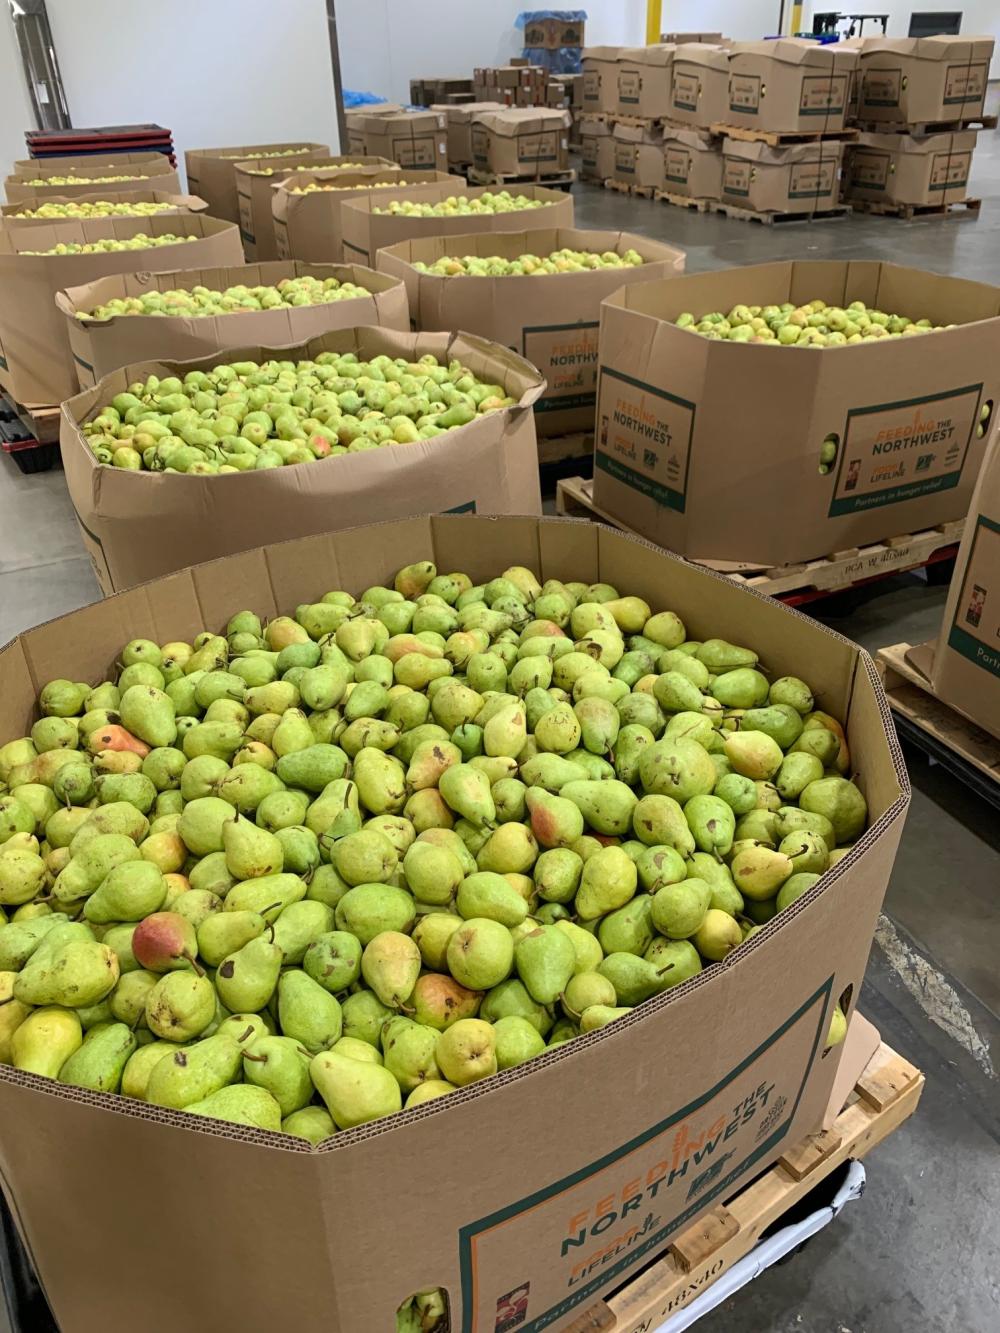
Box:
(378, 227, 684, 436)
(184, 143, 331, 222)
(10, 150, 170, 178)
(0, 510, 908, 1333)
(60, 329, 543, 594)
(725, 40, 858, 134)
(0, 214, 243, 408)
(663, 128, 723, 200)
(234, 154, 393, 261)
(615, 44, 675, 120)
(4, 155, 180, 204)
(580, 117, 614, 182)
(720, 139, 844, 214)
(431, 102, 506, 168)
(593, 260, 1000, 566)
(470, 108, 571, 177)
(855, 36, 994, 126)
(272, 170, 460, 264)
(670, 43, 730, 129)
(350, 111, 448, 170)
(843, 130, 977, 207)
(0, 190, 207, 233)
(582, 46, 622, 115)
(57, 261, 409, 389)
(611, 122, 665, 193)
(340, 182, 574, 267)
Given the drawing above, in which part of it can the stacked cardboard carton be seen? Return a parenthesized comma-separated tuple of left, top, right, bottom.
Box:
(409, 76, 473, 106)
(345, 111, 448, 170)
(431, 102, 506, 170)
(470, 108, 571, 180)
(843, 35, 994, 213)
(473, 65, 549, 107)
(522, 14, 585, 49)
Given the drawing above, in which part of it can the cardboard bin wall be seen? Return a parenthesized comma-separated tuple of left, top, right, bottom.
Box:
(184, 143, 331, 222)
(0, 512, 908, 1333)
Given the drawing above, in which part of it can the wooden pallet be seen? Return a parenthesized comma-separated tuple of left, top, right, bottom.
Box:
(613, 114, 664, 130)
(711, 123, 859, 146)
(876, 643, 1000, 806)
(713, 201, 851, 226)
(654, 190, 713, 211)
(537, 432, 593, 467)
(565, 1041, 923, 1333)
(849, 196, 982, 221)
(854, 113, 997, 135)
(0, 393, 61, 473)
(603, 178, 657, 198)
(555, 476, 964, 603)
(467, 167, 576, 189)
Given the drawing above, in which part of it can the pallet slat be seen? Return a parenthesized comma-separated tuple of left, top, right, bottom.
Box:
(713, 202, 850, 226)
(711, 123, 858, 146)
(854, 113, 997, 135)
(537, 432, 593, 467)
(568, 1042, 921, 1332)
(653, 190, 712, 211)
(849, 197, 981, 222)
(603, 178, 656, 198)
(466, 167, 576, 189)
(556, 476, 963, 600)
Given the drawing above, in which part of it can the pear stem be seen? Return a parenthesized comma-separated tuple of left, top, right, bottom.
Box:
(243, 1051, 267, 1063)
(182, 950, 205, 977)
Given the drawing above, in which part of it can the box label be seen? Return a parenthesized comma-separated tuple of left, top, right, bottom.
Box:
(861, 67, 901, 109)
(829, 385, 982, 517)
(799, 74, 847, 117)
(665, 148, 693, 186)
(594, 367, 694, 513)
(471, 127, 489, 163)
(789, 158, 836, 200)
(459, 981, 832, 1332)
(849, 149, 890, 189)
(619, 70, 641, 105)
(930, 150, 971, 192)
(515, 131, 559, 166)
(947, 515, 1000, 678)
(729, 74, 760, 115)
(944, 62, 988, 106)
(583, 71, 601, 103)
(237, 189, 255, 245)
(673, 72, 700, 113)
(391, 135, 438, 168)
(523, 322, 600, 414)
(614, 144, 636, 176)
(722, 158, 752, 198)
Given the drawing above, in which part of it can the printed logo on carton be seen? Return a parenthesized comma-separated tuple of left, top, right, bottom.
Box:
(392, 136, 439, 168)
(944, 63, 987, 106)
(458, 981, 833, 1331)
(799, 75, 847, 117)
(729, 75, 761, 114)
(861, 67, 902, 109)
(930, 151, 971, 192)
(672, 72, 700, 113)
(665, 148, 693, 186)
(523, 323, 601, 414)
(594, 366, 695, 512)
(619, 71, 642, 105)
(828, 384, 982, 517)
(789, 159, 837, 200)
(850, 150, 890, 189)
(722, 158, 752, 198)
(947, 515, 1000, 678)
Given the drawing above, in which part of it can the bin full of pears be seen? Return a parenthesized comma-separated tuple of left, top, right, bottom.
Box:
(0, 561, 862, 1145)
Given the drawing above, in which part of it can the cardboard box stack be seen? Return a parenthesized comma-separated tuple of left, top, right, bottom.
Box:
(184, 143, 330, 222)
(473, 65, 550, 107)
(431, 103, 506, 170)
(343, 104, 404, 153)
(581, 46, 621, 117)
(720, 139, 845, 215)
(5, 152, 182, 204)
(522, 14, 586, 50)
(610, 121, 665, 193)
(843, 35, 994, 213)
(59, 331, 543, 593)
(377, 225, 684, 436)
(662, 126, 723, 203)
(592, 260, 1000, 566)
(0, 189, 207, 232)
(615, 44, 675, 121)
(662, 31, 727, 43)
(580, 116, 614, 182)
(346, 111, 448, 171)
(578, 47, 622, 181)
(409, 76, 474, 106)
(725, 40, 857, 135)
(670, 43, 730, 129)
(470, 108, 571, 180)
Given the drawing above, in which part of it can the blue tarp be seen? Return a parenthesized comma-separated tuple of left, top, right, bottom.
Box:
(515, 9, 586, 26)
(521, 46, 583, 74)
(342, 90, 389, 108)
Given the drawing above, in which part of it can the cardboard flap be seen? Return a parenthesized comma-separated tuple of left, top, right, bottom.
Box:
(821, 1011, 882, 1128)
(661, 126, 718, 150)
(618, 43, 676, 68)
(473, 108, 572, 136)
(859, 35, 995, 63)
(724, 138, 844, 165)
(431, 101, 505, 123)
(582, 46, 622, 62)
(732, 38, 858, 68)
(905, 640, 936, 684)
(674, 43, 729, 71)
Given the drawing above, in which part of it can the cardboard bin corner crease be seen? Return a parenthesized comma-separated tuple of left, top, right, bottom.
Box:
(0, 512, 908, 1333)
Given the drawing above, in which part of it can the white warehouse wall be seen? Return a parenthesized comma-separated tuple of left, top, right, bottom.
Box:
(0, 7, 40, 181)
(44, 0, 341, 180)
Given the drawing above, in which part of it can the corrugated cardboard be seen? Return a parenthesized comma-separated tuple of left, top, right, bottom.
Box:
(431, 102, 507, 167)
(470, 108, 571, 177)
(234, 155, 393, 261)
(720, 139, 844, 214)
(593, 260, 1000, 566)
(523, 15, 585, 48)
(580, 117, 615, 182)
(662, 128, 723, 200)
(272, 171, 462, 264)
(340, 182, 574, 266)
(0, 190, 207, 232)
(352, 112, 448, 170)
(12, 151, 170, 177)
(662, 32, 726, 44)
(856, 35, 994, 125)
(0, 511, 908, 1333)
(582, 46, 622, 115)
(57, 261, 410, 389)
(344, 104, 405, 152)
(616, 45, 675, 120)
(0, 214, 243, 409)
(611, 122, 666, 192)
(4, 157, 180, 203)
(184, 143, 331, 222)
(925, 427, 1000, 739)
(670, 44, 730, 129)
(60, 329, 543, 594)
(377, 226, 684, 436)
(844, 130, 977, 207)
(726, 40, 858, 134)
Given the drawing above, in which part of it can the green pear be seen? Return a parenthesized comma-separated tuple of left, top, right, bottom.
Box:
(575, 846, 637, 920)
(518, 753, 588, 792)
(769, 676, 815, 714)
(282, 1106, 336, 1143)
(335, 883, 415, 945)
(776, 872, 822, 912)
(579, 1004, 631, 1031)
(303, 930, 362, 992)
(533, 847, 583, 903)
(257, 789, 311, 832)
(778, 830, 829, 875)
(242, 1035, 313, 1116)
(341, 990, 394, 1046)
(381, 1016, 441, 1092)
(653, 670, 706, 715)
(631, 793, 694, 855)
(333, 1036, 383, 1064)
(644, 937, 702, 987)
(574, 696, 620, 756)
(351, 747, 407, 815)
(740, 704, 803, 750)
(598, 951, 672, 1005)
(696, 639, 758, 673)
(410, 972, 482, 1030)
(270, 901, 333, 965)
(639, 738, 716, 802)
(52, 833, 141, 905)
(731, 846, 793, 900)
(650, 878, 711, 939)
(455, 871, 527, 927)
(559, 779, 637, 836)
(15, 940, 119, 1007)
(774, 752, 823, 800)
(446, 917, 513, 989)
(435, 1018, 497, 1085)
(119, 686, 176, 748)
(333, 829, 397, 887)
(276, 743, 350, 792)
(692, 909, 743, 961)
(58, 1021, 136, 1093)
(146, 1032, 243, 1109)
(411, 913, 462, 970)
(534, 702, 582, 754)
(108, 968, 158, 1026)
(402, 841, 464, 906)
(493, 1015, 546, 1069)
(635, 844, 687, 893)
(483, 703, 527, 759)
(120, 1040, 176, 1099)
(597, 894, 653, 955)
(178, 796, 236, 856)
(712, 669, 769, 709)
(683, 795, 735, 857)
(197, 909, 266, 967)
(145, 971, 216, 1041)
(225, 872, 305, 920)
(438, 763, 496, 827)
(724, 731, 783, 781)
(360, 931, 420, 1008)
(310, 1050, 401, 1127)
(185, 1084, 282, 1131)
(12, 1007, 83, 1078)
(524, 787, 584, 850)
(216, 930, 283, 1012)
(562, 971, 616, 1017)
(774, 806, 836, 848)
(84, 860, 165, 924)
(514, 925, 576, 1004)
(278, 969, 343, 1052)
(791, 727, 840, 766)
(799, 777, 867, 843)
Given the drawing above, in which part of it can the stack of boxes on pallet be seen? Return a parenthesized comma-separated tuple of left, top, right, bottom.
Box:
(472, 64, 550, 107)
(344, 108, 448, 170)
(408, 76, 474, 107)
(842, 36, 994, 218)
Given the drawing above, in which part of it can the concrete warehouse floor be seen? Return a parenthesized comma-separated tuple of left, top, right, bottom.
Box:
(2, 102, 999, 1333)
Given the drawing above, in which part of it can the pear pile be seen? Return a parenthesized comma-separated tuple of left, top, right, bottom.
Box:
(27, 173, 152, 187)
(0, 559, 860, 1149)
(217, 148, 312, 160)
(412, 248, 644, 278)
(246, 163, 366, 176)
(80, 353, 516, 472)
(677, 298, 949, 346)
(78, 274, 376, 322)
(289, 179, 414, 194)
(372, 191, 554, 216)
(23, 233, 197, 256)
(11, 200, 178, 220)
